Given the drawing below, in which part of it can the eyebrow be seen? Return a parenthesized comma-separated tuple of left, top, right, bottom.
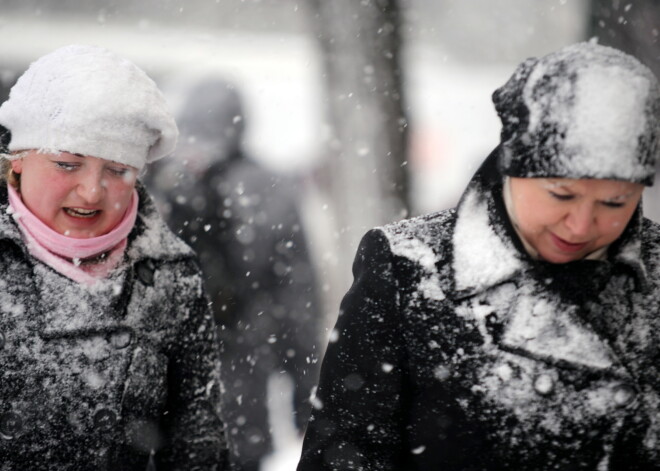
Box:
(603, 192, 636, 202)
(541, 180, 572, 190)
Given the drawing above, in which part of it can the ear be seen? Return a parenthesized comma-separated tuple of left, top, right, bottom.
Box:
(10, 158, 23, 174)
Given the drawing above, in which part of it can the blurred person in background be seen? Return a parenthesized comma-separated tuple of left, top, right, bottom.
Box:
(146, 77, 322, 471)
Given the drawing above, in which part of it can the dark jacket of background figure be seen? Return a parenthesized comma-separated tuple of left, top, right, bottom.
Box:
(0, 181, 228, 471)
(298, 148, 660, 471)
(146, 78, 321, 470)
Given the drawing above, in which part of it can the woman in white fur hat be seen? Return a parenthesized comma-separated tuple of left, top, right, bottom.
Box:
(0, 45, 227, 470)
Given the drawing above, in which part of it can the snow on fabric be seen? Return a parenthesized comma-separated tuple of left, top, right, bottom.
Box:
(565, 66, 649, 175)
(524, 59, 652, 182)
(381, 215, 448, 302)
(0, 183, 225, 469)
(301, 147, 660, 468)
(452, 186, 523, 292)
(495, 42, 660, 185)
(0, 45, 178, 169)
(500, 288, 615, 369)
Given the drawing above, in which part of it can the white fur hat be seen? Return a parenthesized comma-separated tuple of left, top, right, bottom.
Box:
(0, 44, 178, 170)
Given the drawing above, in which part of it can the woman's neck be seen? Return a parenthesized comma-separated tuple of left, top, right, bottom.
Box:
(7, 184, 138, 284)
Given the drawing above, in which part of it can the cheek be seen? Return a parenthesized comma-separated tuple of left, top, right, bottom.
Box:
(599, 215, 630, 240)
(515, 202, 560, 234)
(512, 190, 545, 229)
(104, 180, 135, 213)
(609, 219, 623, 229)
(22, 175, 71, 210)
(517, 214, 544, 235)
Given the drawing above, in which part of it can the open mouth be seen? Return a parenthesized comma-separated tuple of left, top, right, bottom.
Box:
(64, 207, 100, 219)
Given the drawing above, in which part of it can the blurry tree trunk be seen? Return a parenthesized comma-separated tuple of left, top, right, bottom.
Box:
(309, 0, 410, 286)
(588, 0, 660, 222)
(588, 0, 660, 77)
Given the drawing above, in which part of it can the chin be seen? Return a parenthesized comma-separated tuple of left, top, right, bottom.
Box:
(540, 251, 584, 264)
(62, 228, 101, 239)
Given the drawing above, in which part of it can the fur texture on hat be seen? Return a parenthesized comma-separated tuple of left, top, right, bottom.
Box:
(0, 44, 178, 170)
(493, 42, 660, 185)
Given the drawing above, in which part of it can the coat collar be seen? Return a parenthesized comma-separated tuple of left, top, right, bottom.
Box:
(450, 147, 650, 300)
(452, 183, 524, 297)
(0, 181, 26, 245)
(126, 181, 195, 263)
(451, 148, 524, 299)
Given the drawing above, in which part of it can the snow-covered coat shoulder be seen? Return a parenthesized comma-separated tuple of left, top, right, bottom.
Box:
(298, 149, 660, 471)
(0, 181, 228, 470)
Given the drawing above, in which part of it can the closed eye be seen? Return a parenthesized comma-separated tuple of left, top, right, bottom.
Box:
(601, 200, 625, 208)
(549, 191, 574, 201)
(55, 161, 79, 171)
(107, 167, 129, 177)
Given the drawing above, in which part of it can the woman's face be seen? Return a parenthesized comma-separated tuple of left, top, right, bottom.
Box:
(11, 151, 138, 238)
(510, 177, 644, 263)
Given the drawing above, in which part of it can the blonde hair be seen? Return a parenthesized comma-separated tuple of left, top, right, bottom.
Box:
(1, 156, 20, 189)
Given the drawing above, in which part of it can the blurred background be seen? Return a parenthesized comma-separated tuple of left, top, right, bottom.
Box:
(0, 0, 654, 469)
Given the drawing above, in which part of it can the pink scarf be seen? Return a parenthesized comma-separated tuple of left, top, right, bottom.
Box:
(8, 184, 139, 285)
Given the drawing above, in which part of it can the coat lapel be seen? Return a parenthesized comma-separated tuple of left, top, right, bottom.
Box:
(497, 284, 619, 371)
(451, 183, 523, 298)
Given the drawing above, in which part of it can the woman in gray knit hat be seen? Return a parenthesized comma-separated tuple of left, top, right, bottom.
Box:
(0, 45, 228, 470)
(298, 42, 660, 470)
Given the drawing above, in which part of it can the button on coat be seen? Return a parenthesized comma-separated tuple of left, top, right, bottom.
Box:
(0, 411, 23, 438)
(135, 260, 155, 286)
(93, 409, 117, 432)
(109, 331, 132, 349)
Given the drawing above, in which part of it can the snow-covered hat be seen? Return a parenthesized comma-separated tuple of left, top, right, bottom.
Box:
(493, 42, 660, 185)
(0, 44, 178, 170)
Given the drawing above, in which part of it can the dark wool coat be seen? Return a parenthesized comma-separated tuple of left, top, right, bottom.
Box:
(0, 182, 228, 470)
(298, 149, 660, 471)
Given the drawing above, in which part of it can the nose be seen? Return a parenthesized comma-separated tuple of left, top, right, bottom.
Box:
(564, 202, 595, 238)
(76, 169, 104, 204)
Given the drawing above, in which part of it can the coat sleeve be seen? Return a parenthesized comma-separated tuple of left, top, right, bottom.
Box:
(160, 262, 229, 470)
(297, 229, 407, 470)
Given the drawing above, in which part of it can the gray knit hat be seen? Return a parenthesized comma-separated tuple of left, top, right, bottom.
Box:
(0, 44, 178, 170)
(493, 42, 660, 185)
